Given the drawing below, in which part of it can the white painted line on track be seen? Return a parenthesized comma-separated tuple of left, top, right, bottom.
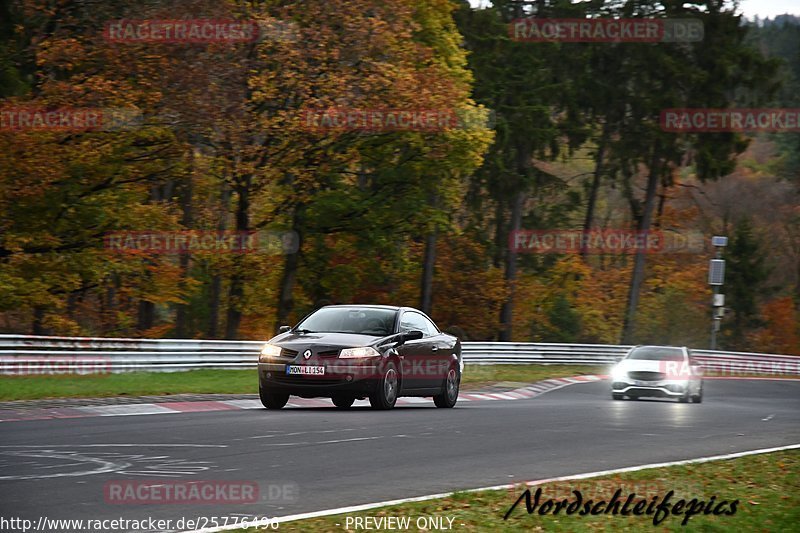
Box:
(182, 443, 800, 532)
(261, 436, 383, 447)
(250, 428, 361, 440)
(465, 394, 495, 401)
(77, 404, 179, 416)
(489, 393, 517, 400)
(401, 397, 432, 404)
(0, 443, 227, 448)
(220, 400, 262, 409)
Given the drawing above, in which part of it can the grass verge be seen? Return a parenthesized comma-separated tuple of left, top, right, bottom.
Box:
(241, 449, 799, 532)
(0, 364, 604, 401)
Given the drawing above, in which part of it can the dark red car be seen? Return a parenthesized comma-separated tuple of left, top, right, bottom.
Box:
(257, 305, 461, 410)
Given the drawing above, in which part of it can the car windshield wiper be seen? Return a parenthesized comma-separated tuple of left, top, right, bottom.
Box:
(293, 328, 315, 334)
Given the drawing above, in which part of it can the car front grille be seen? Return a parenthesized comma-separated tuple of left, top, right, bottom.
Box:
(628, 371, 666, 381)
(279, 348, 340, 358)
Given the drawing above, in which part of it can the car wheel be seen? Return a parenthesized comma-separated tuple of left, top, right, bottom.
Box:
(612, 393, 624, 400)
(332, 395, 355, 409)
(259, 388, 289, 410)
(369, 362, 399, 410)
(433, 367, 460, 408)
(691, 387, 703, 404)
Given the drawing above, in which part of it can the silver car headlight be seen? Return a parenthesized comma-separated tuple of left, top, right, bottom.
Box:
(259, 343, 282, 362)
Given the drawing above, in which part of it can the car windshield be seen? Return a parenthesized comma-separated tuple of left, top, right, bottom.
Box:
(295, 307, 396, 336)
(627, 347, 685, 361)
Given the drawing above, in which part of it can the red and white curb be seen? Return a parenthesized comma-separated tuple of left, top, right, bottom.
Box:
(0, 375, 603, 423)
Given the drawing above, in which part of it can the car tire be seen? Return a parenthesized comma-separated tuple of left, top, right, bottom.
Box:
(433, 366, 460, 408)
(691, 387, 703, 404)
(260, 388, 289, 410)
(612, 393, 624, 400)
(332, 395, 355, 409)
(678, 391, 690, 403)
(369, 362, 399, 410)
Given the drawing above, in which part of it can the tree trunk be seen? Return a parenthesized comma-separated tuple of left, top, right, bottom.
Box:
(276, 207, 303, 328)
(207, 182, 231, 339)
(137, 300, 155, 332)
(224, 175, 251, 339)
(492, 202, 505, 269)
(499, 191, 525, 341)
(621, 148, 662, 344)
(795, 252, 800, 311)
(581, 124, 610, 258)
(208, 275, 221, 338)
(137, 185, 162, 334)
(420, 229, 437, 315)
(174, 155, 194, 338)
(32, 306, 45, 335)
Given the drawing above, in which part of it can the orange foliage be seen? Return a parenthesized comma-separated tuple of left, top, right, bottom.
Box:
(748, 297, 800, 355)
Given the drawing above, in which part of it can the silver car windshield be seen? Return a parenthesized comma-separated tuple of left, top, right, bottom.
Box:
(627, 347, 685, 361)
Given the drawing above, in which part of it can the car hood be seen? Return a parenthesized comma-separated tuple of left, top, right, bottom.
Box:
(267, 332, 386, 354)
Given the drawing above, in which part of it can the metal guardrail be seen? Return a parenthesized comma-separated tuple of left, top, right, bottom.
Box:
(0, 334, 797, 374)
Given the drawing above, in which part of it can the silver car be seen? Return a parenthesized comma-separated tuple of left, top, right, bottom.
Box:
(611, 345, 703, 403)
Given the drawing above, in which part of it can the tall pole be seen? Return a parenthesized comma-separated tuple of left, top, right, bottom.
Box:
(709, 236, 727, 350)
(710, 284, 720, 350)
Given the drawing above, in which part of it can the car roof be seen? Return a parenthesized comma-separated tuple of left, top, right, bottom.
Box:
(320, 304, 402, 311)
(318, 305, 432, 316)
(633, 345, 687, 350)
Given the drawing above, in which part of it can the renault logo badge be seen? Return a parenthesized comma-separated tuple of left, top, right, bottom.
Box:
(303, 349, 312, 359)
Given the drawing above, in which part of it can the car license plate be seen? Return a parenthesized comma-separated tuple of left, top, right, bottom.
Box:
(286, 365, 325, 376)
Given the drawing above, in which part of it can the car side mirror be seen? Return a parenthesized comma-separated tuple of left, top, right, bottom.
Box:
(278, 325, 291, 334)
(402, 330, 424, 343)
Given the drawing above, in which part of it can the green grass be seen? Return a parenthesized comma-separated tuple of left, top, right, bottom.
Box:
(0, 369, 258, 401)
(240, 450, 799, 532)
(0, 364, 606, 401)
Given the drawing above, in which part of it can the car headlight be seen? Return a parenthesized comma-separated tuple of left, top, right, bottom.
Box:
(259, 343, 282, 362)
(339, 347, 380, 359)
(611, 366, 627, 381)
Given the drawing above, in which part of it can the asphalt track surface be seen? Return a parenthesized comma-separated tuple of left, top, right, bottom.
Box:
(1, 379, 798, 531)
